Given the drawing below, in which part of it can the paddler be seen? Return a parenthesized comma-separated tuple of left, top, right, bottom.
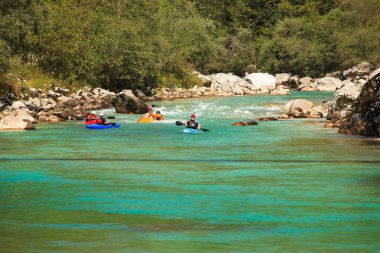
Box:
(85, 111, 98, 124)
(184, 114, 201, 129)
(96, 112, 109, 125)
(152, 111, 164, 121)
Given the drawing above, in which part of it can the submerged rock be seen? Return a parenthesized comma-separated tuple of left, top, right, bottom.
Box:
(259, 117, 278, 121)
(232, 121, 258, 126)
(279, 114, 290, 119)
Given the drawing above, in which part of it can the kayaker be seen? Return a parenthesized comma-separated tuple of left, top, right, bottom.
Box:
(152, 111, 164, 121)
(96, 113, 109, 125)
(184, 114, 201, 129)
(85, 111, 98, 125)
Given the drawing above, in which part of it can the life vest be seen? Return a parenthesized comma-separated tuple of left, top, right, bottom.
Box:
(186, 120, 199, 129)
(96, 118, 103, 125)
(152, 113, 164, 121)
(85, 114, 98, 125)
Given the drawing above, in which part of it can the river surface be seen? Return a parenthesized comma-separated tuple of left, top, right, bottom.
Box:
(1, 92, 379, 252)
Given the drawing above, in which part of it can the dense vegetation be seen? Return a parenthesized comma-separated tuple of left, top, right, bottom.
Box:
(0, 0, 379, 94)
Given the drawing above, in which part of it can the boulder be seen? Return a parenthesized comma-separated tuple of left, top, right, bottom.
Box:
(275, 73, 291, 87)
(46, 90, 61, 100)
(316, 77, 343, 91)
(271, 85, 291, 95)
(54, 87, 70, 96)
(134, 90, 148, 101)
(343, 62, 375, 80)
(93, 88, 116, 99)
(289, 75, 300, 89)
(0, 109, 36, 130)
(325, 71, 343, 79)
(284, 99, 314, 118)
(29, 88, 43, 98)
(232, 121, 258, 126)
(193, 71, 212, 86)
(307, 106, 325, 118)
(299, 77, 313, 86)
(279, 114, 289, 119)
(259, 117, 278, 121)
(339, 68, 380, 137)
(244, 73, 276, 91)
(112, 90, 148, 114)
(327, 80, 365, 122)
(38, 113, 61, 123)
(10, 101, 28, 111)
(209, 73, 251, 95)
(57, 96, 76, 107)
(284, 99, 314, 112)
(40, 97, 57, 111)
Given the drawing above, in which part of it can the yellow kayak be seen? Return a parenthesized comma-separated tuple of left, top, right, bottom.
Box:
(137, 118, 156, 123)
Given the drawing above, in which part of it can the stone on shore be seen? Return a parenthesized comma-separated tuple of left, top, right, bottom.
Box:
(112, 90, 148, 114)
(271, 85, 291, 95)
(275, 73, 291, 86)
(342, 62, 374, 80)
(327, 80, 365, 123)
(209, 73, 251, 95)
(316, 77, 343, 91)
(0, 108, 36, 130)
(338, 68, 380, 137)
(244, 73, 276, 91)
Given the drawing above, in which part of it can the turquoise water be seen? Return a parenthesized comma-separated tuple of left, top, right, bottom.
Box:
(1, 92, 380, 252)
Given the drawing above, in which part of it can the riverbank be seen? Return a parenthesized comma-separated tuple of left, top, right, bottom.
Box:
(0, 62, 378, 137)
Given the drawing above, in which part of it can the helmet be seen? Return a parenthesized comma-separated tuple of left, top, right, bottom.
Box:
(91, 111, 96, 115)
(191, 114, 196, 118)
(156, 111, 161, 114)
(100, 112, 104, 116)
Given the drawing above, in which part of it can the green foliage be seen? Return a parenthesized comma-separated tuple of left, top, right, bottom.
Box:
(0, 39, 10, 75)
(0, 0, 379, 92)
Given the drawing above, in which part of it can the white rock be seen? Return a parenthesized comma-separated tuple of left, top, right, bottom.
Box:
(10, 101, 28, 111)
(271, 85, 291, 95)
(316, 77, 343, 91)
(275, 73, 291, 86)
(244, 73, 276, 91)
(0, 109, 36, 130)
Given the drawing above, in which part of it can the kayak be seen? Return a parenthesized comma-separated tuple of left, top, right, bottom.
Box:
(137, 118, 156, 123)
(86, 123, 120, 129)
(183, 128, 200, 134)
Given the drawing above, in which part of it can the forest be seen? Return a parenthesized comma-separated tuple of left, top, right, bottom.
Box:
(0, 0, 379, 93)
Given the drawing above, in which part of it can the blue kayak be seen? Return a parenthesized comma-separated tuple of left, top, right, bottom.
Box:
(183, 128, 200, 134)
(86, 123, 120, 129)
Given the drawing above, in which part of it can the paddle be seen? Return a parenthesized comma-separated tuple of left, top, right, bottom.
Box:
(107, 116, 115, 119)
(175, 121, 210, 131)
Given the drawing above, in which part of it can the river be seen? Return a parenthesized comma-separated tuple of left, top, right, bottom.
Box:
(1, 92, 379, 252)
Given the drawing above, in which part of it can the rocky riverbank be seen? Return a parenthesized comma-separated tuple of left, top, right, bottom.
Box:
(0, 62, 378, 135)
(153, 62, 375, 99)
(0, 87, 148, 130)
